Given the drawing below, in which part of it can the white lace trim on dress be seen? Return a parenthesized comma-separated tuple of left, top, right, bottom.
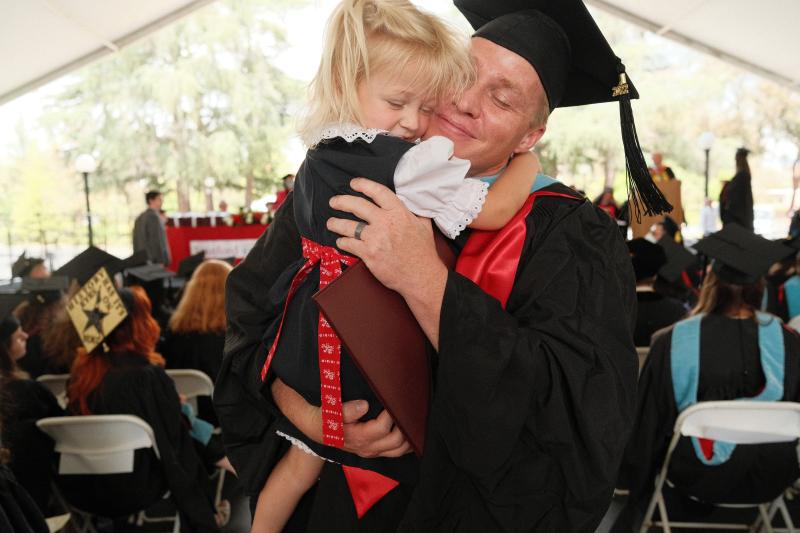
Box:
(309, 123, 388, 146)
(276, 430, 337, 463)
(434, 179, 490, 239)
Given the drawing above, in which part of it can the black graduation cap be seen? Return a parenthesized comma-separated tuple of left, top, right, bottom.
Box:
(124, 263, 175, 284)
(693, 224, 796, 285)
(627, 238, 666, 281)
(0, 293, 25, 342)
(657, 236, 697, 283)
(11, 252, 45, 278)
(55, 247, 123, 286)
(22, 276, 69, 305)
(177, 251, 205, 279)
(454, 0, 671, 219)
(118, 250, 149, 272)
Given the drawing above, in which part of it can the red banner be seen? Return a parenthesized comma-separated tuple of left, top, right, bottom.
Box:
(166, 224, 268, 271)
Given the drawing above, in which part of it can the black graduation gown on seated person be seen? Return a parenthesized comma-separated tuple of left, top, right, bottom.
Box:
(618, 314, 800, 512)
(633, 291, 687, 347)
(397, 183, 639, 533)
(58, 352, 218, 532)
(2, 379, 64, 514)
(0, 464, 49, 533)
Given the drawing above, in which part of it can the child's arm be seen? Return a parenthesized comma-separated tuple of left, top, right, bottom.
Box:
(469, 151, 540, 230)
(251, 446, 323, 533)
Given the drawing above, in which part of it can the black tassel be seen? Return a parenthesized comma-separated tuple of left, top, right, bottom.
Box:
(614, 71, 673, 222)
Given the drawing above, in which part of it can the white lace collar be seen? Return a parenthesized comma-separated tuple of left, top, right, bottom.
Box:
(310, 123, 387, 146)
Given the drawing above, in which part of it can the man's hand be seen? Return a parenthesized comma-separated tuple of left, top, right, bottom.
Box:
(271, 378, 412, 458)
(327, 178, 448, 347)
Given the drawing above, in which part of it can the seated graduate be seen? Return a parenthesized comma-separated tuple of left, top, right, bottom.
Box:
(768, 236, 800, 322)
(627, 238, 687, 347)
(616, 223, 800, 528)
(654, 235, 702, 308)
(59, 269, 224, 532)
(0, 385, 49, 533)
(14, 277, 69, 379)
(0, 293, 64, 516)
(159, 259, 231, 425)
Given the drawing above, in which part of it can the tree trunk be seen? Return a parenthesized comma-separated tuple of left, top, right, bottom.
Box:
(177, 176, 191, 212)
(245, 174, 254, 209)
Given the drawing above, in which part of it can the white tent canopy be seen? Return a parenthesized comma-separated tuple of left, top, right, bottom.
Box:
(0, 0, 216, 105)
(586, 0, 800, 91)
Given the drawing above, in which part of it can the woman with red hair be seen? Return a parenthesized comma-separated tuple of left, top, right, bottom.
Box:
(62, 286, 223, 531)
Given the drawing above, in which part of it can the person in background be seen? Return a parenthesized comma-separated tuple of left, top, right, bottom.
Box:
(594, 187, 619, 218)
(615, 224, 800, 530)
(650, 152, 669, 181)
(271, 173, 295, 214)
(627, 239, 687, 347)
(11, 253, 49, 280)
(63, 285, 225, 531)
(159, 259, 232, 424)
(719, 147, 754, 231)
(0, 293, 63, 516)
(14, 281, 66, 379)
(700, 197, 719, 236)
(133, 190, 172, 267)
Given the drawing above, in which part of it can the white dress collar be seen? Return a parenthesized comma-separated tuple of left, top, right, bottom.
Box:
(310, 123, 387, 146)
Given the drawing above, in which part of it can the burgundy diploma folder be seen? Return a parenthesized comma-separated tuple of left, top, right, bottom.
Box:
(312, 233, 455, 456)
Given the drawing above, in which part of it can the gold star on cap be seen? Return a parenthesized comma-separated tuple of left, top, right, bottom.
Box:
(66, 267, 128, 353)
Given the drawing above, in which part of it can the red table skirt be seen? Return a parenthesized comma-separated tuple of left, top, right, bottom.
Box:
(166, 224, 268, 271)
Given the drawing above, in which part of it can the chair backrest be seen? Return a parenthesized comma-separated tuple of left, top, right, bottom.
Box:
(165, 369, 214, 401)
(37, 415, 159, 475)
(675, 401, 800, 444)
(36, 374, 70, 407)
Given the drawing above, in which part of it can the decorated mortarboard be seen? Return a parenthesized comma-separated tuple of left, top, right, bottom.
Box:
(657, 236, 697, 283)
(11, 252, 44, 279)
(22, 276, 69, 305)
(0, 292, 26, 342)
(124, 263, 175, 284)
(454, 0, 671, 219)
(693, 224, 796, 285)
(627, 238, 666, 282)
(55, 246, 123, 286)
(66, 268, 130, 353)
(177, 251, 205, 279)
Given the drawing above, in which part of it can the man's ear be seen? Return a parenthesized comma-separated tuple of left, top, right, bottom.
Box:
(513, 125, 546, 154)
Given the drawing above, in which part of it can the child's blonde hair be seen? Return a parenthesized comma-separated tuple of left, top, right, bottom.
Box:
(299, 0, 475, 147)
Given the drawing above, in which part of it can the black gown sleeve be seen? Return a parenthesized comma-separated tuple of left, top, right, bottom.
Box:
(214, 194, 301, 496)
(412, 196, 639, 531)
(144, 368, 218, 532)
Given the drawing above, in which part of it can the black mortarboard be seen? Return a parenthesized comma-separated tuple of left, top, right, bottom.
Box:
(454, 0, 671, 219)
(657, 236, 697, 283)
(11, 252, 45, 279)
(627, 238, 666, 281)
(22, 276, 69, 305)
(658, 216, 680, 240)
(125, 263, 175, 284)
(55, 247, 123, 286)
(0, 293, 25, 342)
(177, 252, 205, 279)
(118, 250, 149, 272)
(693, 224, 795, 285)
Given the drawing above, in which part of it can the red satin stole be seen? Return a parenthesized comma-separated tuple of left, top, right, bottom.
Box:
(456, 191, 579, 308)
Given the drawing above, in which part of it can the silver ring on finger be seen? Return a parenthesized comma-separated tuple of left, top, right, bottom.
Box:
(354, 221, 367, 240)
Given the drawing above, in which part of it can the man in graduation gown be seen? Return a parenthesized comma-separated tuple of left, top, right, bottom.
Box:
(216, 1, 672, 531)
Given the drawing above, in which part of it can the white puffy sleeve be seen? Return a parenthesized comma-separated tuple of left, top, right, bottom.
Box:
(394, 136, 488, 239)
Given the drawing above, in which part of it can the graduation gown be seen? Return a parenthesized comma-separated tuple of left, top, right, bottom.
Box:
(58, 352, 218, 532)
(0, 464, 49, 533)
(633, 291, 686, 347)
(719, 171, 754, 231)
(1, 379, 63, 514)
(619, 314, 800, 511)
(217, 182, 639, 532)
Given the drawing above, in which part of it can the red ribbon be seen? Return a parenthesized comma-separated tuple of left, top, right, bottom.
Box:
(261, 237, 356, 447)
(456, 191, 578, 308)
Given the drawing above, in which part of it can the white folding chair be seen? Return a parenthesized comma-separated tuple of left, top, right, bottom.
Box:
(165, 369, 214, 412)
(36, 374, 70, 408)
(165, 369, 227, 507)
(36, 415, 179, 533)
(640, 401, 800, 533)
